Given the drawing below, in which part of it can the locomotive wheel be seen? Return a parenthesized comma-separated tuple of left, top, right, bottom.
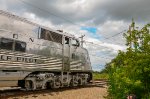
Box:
(25, 80, 34, 90)
(51, 79, 61, 89)
(70, 79, 78, 87)
(46, 81, 52, 89)
(78, 79, 82, 86)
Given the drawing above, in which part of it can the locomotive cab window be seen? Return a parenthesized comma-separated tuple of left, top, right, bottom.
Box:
(15, 41, 26, 52)
(40, 28, 62, 44)
(0, 38, 13, 50)
(65, 37, 69, 44)
(0, 38, 26, 52)
(72, 39, 80, 47)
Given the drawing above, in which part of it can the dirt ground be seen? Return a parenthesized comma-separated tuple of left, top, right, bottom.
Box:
(5, 81, 108, 99)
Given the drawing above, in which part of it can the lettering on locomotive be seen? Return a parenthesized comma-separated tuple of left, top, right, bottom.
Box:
(0, 55, 37, 63)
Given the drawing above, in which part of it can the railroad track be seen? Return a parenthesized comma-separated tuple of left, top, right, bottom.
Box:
(0, 80, 107, 99)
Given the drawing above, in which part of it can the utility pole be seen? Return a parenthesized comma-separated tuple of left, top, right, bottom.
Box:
(79, 35, 85, 47)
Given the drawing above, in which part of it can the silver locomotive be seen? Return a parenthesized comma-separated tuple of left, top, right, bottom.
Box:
(0, 10, 92, 90)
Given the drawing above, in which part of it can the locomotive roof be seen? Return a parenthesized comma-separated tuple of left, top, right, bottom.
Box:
(0, 10, 76, 38)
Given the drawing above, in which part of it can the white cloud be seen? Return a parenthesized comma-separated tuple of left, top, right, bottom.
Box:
(0, 0, 7, 10)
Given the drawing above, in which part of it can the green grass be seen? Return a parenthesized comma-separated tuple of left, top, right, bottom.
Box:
(93, 72, 108, 80)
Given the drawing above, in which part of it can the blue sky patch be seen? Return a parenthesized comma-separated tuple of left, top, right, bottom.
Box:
(92, 64, 105, 71)
(81, 27, 97, 33)
(81, 27, 101, 39)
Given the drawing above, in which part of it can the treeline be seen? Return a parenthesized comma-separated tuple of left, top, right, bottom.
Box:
(106, 21, 150, 99)
(93, 71, 108, 80)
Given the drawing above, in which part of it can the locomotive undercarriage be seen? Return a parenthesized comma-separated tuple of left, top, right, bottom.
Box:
(18, 72, 91, 90)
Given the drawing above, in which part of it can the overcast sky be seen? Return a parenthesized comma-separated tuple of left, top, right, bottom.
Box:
(0, 0, 149, 71)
